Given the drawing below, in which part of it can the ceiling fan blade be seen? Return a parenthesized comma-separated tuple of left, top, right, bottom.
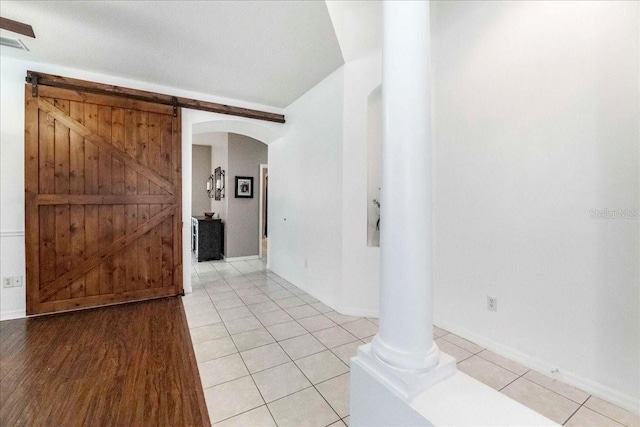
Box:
(0, 17, 35, 38)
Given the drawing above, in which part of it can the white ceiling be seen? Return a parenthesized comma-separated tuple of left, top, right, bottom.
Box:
(0, 1, 345, 108)
(326, 1, 381, 62)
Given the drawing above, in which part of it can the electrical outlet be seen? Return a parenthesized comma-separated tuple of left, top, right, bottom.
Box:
(487, 296, 497, 312)
(3, 276, 23, 288)
(304, 259, 308, 269)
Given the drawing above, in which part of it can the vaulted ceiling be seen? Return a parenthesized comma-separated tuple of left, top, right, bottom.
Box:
(0, 1, 345, 108)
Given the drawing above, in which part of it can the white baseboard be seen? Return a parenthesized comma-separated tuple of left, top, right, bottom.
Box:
(266, 267, 379, 319)
(1, 309, 26, 321)
(334, 304, 379, 319)
(226, 255, 259, 262)
(436, 321, 640, 416)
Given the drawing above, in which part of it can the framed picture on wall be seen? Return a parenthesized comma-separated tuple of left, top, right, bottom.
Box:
(235, 176, 254, 198)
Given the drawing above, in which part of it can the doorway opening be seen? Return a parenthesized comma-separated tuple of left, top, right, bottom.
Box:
(259, 164, 269, 259)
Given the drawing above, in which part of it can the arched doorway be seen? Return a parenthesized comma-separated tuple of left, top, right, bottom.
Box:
(181, 111, 283, 293)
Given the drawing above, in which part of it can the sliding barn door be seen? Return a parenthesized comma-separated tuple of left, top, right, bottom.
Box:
(24, 85, 182, 315)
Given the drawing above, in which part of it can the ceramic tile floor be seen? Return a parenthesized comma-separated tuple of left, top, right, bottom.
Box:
(184, 258, 639, 427)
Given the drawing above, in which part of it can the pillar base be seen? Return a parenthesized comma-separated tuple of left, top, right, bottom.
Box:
(351, 346, 558, 427)
(354, 342, 456, 402)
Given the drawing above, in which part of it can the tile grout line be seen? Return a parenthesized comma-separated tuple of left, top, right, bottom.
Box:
(562, 404, 584, 426)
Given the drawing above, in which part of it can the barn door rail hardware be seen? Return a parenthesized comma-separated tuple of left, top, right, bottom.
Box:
(26, 71, 285, 123)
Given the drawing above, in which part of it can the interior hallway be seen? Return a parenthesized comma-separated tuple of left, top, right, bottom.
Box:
(186, 260, 639, 427)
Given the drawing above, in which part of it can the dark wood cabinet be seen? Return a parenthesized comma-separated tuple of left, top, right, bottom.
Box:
(191, 217, 224, 261)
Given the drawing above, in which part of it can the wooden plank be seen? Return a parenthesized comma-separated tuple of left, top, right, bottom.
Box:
(29, 70, 285, 123)
(136, 110, 151, 290)
(39, 108, 55, 194)
(98, 106, 113, 296)
(69, 205, 86, 298)
(54, 205, 71, 300)
(24, 85, 40, 315)
(136, 110, 149, 168)
(52, 99, 72, 301)
(124, 109, 137, 160)
(40, 206, 175, 302)
(124, 108, 138, 293)
(179, 97, 285, 123)
(161, 217, 173, 289)
(124, 202, 138, 292)
(98, 206, 114, 295)
(84, 104, 100, 297)
(38, 85, 174, 115)
(112, 109, 126, 293)
(69, 102, 85, 194)
(138, 207, 151, 290)
(98, 106, 113, 196)
(172, 112, 183, 293)
(148, 113, 162, 179)
(39, 206, 56, 287)
(150, 223, 162, 288)
(84, 104, 99, 194)
(38, 99, 175, 195)
(112, 108, 125, 195)
(148, 113, 162, 288)
(0, 17, 36, 38)
(68, 101, 86, 299)
(112, 204, 126, 293)
(35, 288, 180, 315)
(35, 194, 175, 205)
(54, 99, 70, 195)
(160, 116, 172, 181)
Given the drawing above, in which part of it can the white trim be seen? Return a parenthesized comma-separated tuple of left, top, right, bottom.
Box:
(0, 309, 26, 321)
(436, 320, 640, 415)
(0, 230, 25, 238)
(268, 267, 380, 319)
(225, 255, 260, 262)
(258, 163, 268, 259)
(334, 304, 379, 319)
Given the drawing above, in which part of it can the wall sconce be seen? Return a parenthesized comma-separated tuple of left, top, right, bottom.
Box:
(207, 174, 215, 198)
(213, 167, 225, 200)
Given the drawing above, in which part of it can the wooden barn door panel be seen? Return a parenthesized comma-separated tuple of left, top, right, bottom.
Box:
(25, 85, 182, 315)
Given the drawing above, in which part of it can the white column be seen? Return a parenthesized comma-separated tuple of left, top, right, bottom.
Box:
(371, 0, 438, 373)
(355, 1, 455, 401)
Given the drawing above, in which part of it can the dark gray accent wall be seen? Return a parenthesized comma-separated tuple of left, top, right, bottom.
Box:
(226, 134, 268, 258)
(192, 144, 212, 217)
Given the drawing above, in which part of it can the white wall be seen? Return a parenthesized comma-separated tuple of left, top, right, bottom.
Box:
(0, 58, 27, 319)
(340, 54, 382, 316)
(268, 54, 382, 317)
(268, 0, 638, 411)
(431, 0, 639, 408)
(268, 68, 344, 307)
(0, 55, 283, 319)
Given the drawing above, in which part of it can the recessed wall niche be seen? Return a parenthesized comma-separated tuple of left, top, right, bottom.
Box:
(367, 85, 382, 247)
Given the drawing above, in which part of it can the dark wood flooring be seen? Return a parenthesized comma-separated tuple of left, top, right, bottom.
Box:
(0, 297, 210, 426)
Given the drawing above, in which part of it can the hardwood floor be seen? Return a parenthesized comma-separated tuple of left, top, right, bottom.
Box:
(0, 297, 210, 426)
